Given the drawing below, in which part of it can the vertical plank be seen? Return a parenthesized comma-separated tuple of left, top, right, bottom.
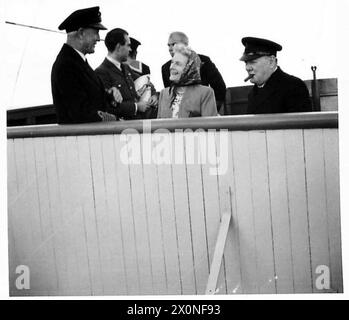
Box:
(184, 130, 210, 294)
(55, 136, 90, 295)
(201, 130, 227, 294)
(126, 133, 154, 295)
(284, 129, 312, 293)
(7, 139, 19, 295)
(43, 137, 70, 294)
(219, 131, 243, 294)
(304, 129, 331, 293)
(266, 130, 294, 293)
(231, 131, 258, 294)
(154, 131, 181, 294)
(22, 138, 47, 295)
(32, 137, 59, 295)
(168, 131, 196, 295)
(248, 131, 276, 294)
(113, 134, 140, 295)
(323, 129, 343, 292)
(141, 132, 168, 295)
(89, 135, 117, 295)
(100, 135, 128, 295)
(74, 136, 104, 295)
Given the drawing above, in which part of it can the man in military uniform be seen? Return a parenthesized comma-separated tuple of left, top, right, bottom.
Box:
(161, 31, 226, 113)
(51, 6, 122, 124)
(95, 28, 158, 119)
(240, 37, 312, 114)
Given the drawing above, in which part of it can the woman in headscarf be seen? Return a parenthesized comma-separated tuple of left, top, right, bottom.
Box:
(157, 44, 217, 118)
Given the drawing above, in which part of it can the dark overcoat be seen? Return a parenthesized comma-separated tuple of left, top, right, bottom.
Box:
(161, 54, 226, 104)
(51, 44, 111, 124)
(247, 67, 312, 114)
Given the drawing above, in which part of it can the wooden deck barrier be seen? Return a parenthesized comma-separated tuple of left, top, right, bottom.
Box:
(7, 112, 342, 295)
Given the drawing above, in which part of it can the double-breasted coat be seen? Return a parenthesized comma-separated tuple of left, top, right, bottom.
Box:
(247, 67, 312, 114)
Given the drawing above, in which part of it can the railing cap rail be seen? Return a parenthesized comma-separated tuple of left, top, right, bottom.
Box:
(7, 111, 338, 139)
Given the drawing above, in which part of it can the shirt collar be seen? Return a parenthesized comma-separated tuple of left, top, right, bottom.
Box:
(73, 48, 86, 62)
(106, 55, 122, 70)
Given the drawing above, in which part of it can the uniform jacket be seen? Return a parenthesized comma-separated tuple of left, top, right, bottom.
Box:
(95, 58, 138, 119)
(51, 44, 111, 124)
(161, 54, 226, 104)
(128, 60, 151, 76)
(157, 85, 217, 118)
(247, 67, 312, 114)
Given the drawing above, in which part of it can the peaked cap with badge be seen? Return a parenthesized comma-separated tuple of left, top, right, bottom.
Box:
(58, 6, 107, 32)
(240, 37, 282, 62)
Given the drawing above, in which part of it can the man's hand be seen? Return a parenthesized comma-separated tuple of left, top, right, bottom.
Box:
(108, 87, 123, 104)
(136, 101, 150, 113)
(98, 110, 116, 121)
(148, 94, 158, 107)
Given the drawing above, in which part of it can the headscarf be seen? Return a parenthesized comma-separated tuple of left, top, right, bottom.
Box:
(169, 46, 202, 106)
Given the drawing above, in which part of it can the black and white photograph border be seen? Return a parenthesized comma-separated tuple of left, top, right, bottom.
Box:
(1, 0, 348, 299)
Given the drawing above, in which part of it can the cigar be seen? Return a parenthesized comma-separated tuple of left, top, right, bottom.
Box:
(244, 74, 254, 82)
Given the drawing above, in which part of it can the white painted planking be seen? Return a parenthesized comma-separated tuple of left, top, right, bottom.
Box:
(141, 133, 168, 295)
(100, 135, 128, 295)
(32, 138, 59, 295)
(54, 136, 88, 295)
(284, 130, 313, 293)
(74, 136, 104, 295)
(22, 138, 48, 295)
(322, 129, 343, 292)
(7, 139, 20, 295)
(89, 135, 118, 295)
(184, 130, 210, 295)
(248, 131, 276, 294)
(154, 131, 182, 294)
(63, 136, 92, 295)
(231, 131, 259, 294)
(112, 134, 140, 295)
(219, 131, 243, 294)
(201, 130, 227, 294)
(303, 129, 331, 293)
(126, 133, 154, 295)
(170, 131, 196, 295)
(43, 137, 70, 294)
(266, 130, 294, 293)
(7, 127, 342, 296)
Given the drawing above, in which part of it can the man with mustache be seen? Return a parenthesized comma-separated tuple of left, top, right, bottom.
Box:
(51, 6, 122, 123)
(240, 37, 311, 114)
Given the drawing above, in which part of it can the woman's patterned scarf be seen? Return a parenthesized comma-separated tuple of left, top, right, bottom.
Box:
(169, 50, 202, 107)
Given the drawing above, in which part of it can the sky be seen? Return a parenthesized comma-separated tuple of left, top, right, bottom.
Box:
(0, 0, 341, 109)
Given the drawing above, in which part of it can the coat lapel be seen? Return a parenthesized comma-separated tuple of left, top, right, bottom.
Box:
(249, 68, 281, 110)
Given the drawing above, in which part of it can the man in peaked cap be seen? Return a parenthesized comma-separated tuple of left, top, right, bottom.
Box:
(51, 6, 123, 123)
(125, 37, 151, 76)
(240, 36, 311, 114)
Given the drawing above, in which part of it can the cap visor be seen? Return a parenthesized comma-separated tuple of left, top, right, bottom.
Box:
(86, 22, 107, 30)
(240, 53, 263, 62)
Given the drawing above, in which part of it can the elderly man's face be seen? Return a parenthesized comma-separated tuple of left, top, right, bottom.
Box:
(168, 34, 187, 57)
(245, 56, 275, 86)
(80, 28, 100, 54)
(170, 52, 188, 83)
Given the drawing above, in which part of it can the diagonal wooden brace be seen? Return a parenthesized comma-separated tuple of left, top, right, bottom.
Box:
(205, 212, 232, 295)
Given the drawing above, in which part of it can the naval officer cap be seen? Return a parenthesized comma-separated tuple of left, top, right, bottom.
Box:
(58, 6, 107, 33)
(240, 37, 282, 62)
(130, 37, 141, 51)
